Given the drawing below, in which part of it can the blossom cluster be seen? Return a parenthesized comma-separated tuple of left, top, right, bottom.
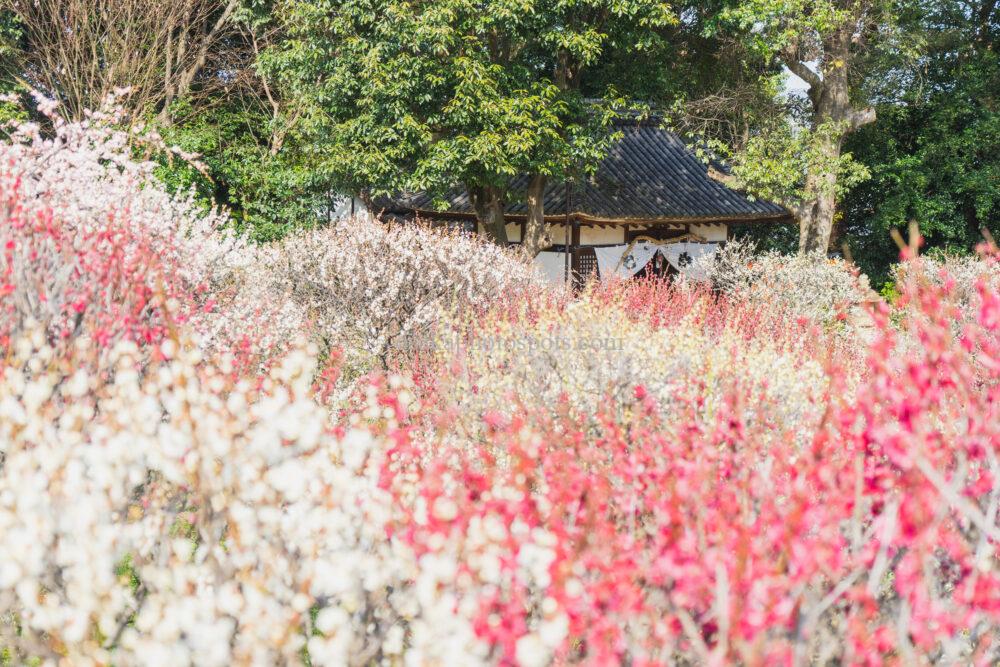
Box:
(0, 101, 539, 378)
(705, 240, 874, 328)
(259, 216, 545, 379)
(0, 96, 302, 369)
(0, 101, 543, 665)
(891, 251, 1000, 328)
(429, 280, 837, 448)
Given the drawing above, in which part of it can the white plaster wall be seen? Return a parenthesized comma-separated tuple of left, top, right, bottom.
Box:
(540, 224, 626, 246)
(691, 223, 728, 242)
(332, 196, 370, 219)
(546, 224, 570, 245)
(580, 226, 626, 245)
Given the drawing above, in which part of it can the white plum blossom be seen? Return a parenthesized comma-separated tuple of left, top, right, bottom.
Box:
(0, 327, 489, 665)
(262, 216, 545, 377)
(704, 240, 874, 327)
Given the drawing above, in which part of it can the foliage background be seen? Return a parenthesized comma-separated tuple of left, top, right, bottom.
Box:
(0, 0, 996, 273)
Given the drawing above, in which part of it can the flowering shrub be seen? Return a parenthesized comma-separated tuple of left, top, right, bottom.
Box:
(0, 96, 302, 367)
(2, 95, 999, 666)
(378, 253, 1000, 665)
(429, 279, 837, 447)
(0, 93, 546, 377)
(707, 240, 874, 327)
(891, 252, 1000, 327)
(264, 216, 545, 376)
(815, 254, 1000, 663)
(0, 327, 420, 665)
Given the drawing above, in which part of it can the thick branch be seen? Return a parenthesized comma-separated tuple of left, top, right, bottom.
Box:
(847, 106, 876, 130)
(782, 56, 823, 92)
(706, 165, 737, 188)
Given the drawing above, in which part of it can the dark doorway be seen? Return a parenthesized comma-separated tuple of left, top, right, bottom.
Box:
(633, 249, 677, 279)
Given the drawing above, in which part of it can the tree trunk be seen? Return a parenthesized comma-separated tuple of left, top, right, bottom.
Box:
(468, 184, 508, 245)
(962, 198, 983, 244)
(798, 132, 841, 254)
(521, 174, 552, 257)
(788, 31, 875, 254)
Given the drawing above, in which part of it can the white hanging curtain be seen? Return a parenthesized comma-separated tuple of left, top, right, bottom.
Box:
(539, 243, 719, 284)
(593, 243, 658, 281)
(661, 242, 719, 281)
(533, 251, 569, 285)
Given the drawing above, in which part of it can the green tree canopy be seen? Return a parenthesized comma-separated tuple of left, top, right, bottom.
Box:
(265, 0, 675, 254)
(150, 0, 339, 242)
(840, 0, 999, 285)
(715, 0, 923, 253)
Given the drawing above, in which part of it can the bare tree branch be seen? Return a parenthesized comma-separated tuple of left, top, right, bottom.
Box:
(11, 0, 241, 121)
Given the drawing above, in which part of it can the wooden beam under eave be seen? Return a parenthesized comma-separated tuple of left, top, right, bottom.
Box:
(397, 206, 796, 228)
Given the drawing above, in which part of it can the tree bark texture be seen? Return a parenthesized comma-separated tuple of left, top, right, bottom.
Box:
(786, 29, 876, 254)
(468, 184, 508, 245)
(521, 174, 552, 257)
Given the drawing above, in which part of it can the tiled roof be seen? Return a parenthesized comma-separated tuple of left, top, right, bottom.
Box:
(385, 122, 791, 224)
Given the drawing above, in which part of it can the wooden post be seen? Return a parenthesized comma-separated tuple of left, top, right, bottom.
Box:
(564, 180, 571, 286)
(571, 219, 581, 288)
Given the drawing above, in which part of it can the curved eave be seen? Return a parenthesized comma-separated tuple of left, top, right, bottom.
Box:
(396, 206, 794, 227)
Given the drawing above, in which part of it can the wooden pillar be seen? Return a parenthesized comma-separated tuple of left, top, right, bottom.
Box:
(571, 220, 581, 288)
(564, 181, 571, 286)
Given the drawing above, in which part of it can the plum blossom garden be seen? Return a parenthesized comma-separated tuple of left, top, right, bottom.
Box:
(1, 103, 1000, 666)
